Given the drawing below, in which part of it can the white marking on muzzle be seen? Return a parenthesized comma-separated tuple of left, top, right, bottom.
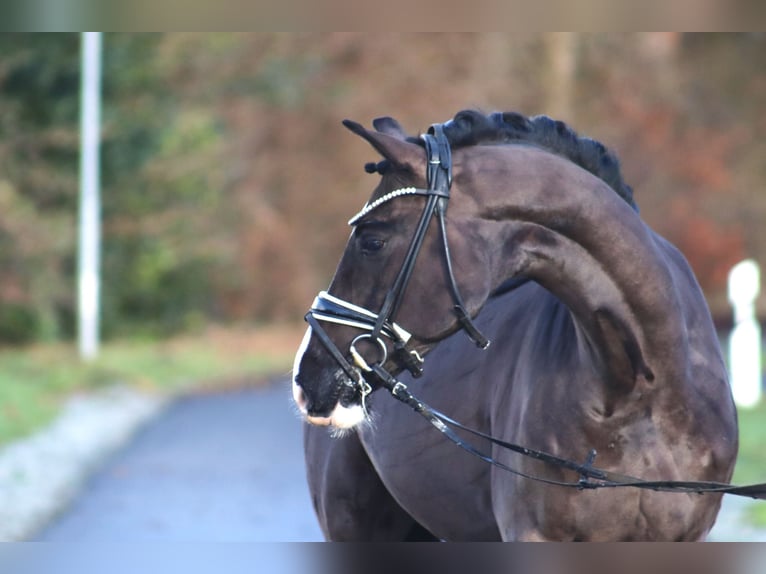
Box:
(296, 389, 366, 429)
(292, 326, 312, 414)
(316, 403, 366, 430)
(292, 327, 312, 386)
(292, 326, 366, 429)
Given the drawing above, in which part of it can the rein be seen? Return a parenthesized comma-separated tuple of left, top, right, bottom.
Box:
(370, 364, 766, 500)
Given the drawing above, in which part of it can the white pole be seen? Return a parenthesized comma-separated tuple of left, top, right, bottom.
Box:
(78, 32, 103, 361)
(728, 259, 762, 408)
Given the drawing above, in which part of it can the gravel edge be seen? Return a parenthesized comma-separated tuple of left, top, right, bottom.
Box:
(0, 385, 168, 541)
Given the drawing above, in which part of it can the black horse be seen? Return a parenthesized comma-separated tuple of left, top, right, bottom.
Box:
(292, 110, 738, 541)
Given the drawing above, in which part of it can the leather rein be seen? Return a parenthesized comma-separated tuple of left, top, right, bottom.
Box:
(305, 122, 766, 500)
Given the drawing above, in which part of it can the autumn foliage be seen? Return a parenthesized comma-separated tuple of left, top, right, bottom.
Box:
(0, 33, 763, 344)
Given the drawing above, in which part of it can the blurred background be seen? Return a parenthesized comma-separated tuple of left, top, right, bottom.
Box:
(2, 32, 765, 345)
(0, 33, 765, 540)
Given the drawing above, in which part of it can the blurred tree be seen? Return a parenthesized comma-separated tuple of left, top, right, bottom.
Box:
(99, 34, 234, 337)
(0, 33, 763, 345)
(544, 33, 577, 120)
(575, 33, 766, 314)
(0, 34, 80, 342)
(0, 34, 236, 341)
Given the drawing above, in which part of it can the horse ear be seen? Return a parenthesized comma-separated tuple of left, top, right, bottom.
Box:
(343, 119, 425, 176)
(372, 116, 408, 139)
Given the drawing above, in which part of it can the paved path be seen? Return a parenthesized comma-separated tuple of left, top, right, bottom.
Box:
(35, 381, 323, 542)
(30, 378, 763, 542)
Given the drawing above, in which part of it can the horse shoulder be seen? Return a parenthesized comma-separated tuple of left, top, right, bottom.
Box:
(645, 232, 738, 476)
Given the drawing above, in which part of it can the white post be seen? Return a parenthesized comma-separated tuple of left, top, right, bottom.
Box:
(727, 259, 762, 408)
(78, 32, 103, 361)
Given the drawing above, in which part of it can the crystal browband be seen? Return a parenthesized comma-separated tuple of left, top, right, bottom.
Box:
(348, 187, 429, 226)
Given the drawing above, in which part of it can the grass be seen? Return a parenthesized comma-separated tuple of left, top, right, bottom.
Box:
(733, 402, 766, 527)
(732, 403, 766, 484)
(0, 323, 304, 447)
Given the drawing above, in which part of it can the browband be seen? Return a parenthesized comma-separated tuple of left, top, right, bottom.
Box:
(348, 187, 430, 226)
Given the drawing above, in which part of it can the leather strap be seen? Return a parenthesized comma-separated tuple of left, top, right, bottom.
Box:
(427, 126, 490, 349)
(375, 366, 766, 499)
(305, 312, 360, 386)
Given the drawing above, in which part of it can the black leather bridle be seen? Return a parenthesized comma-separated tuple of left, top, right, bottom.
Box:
(304, 123, 489, 406)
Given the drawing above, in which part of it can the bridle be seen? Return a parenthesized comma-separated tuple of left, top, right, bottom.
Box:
(304, 123, 489, 406)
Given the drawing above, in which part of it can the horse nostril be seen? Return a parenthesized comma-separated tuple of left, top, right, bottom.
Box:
(306, 402, 329, 418)
(292, 379, 336, 419)
(305, 397, 335, 419)
(293, 384, 330, 418)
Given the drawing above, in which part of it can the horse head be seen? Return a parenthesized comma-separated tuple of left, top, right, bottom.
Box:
(292, 117, 494, 429)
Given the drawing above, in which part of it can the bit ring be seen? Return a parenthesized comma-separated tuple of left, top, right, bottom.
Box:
(349, 334, 388, 372)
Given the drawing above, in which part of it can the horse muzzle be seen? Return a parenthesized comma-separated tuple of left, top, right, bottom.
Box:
(292, 326, 369, 429)
(292, 378, 367, 429)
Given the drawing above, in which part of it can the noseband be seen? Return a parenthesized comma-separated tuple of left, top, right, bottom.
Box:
(304, 123, 490, 403)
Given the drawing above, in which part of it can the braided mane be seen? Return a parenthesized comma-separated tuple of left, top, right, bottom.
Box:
(437, 110, 637, 211)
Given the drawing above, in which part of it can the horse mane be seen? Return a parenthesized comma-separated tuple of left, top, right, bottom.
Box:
(437, 110, 638, 212)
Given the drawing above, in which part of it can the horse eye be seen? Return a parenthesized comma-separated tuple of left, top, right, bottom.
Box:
(360, 237, 386, 254)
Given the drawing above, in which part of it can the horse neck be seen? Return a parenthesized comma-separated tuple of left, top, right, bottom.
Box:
(465, 145, 690, 399)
